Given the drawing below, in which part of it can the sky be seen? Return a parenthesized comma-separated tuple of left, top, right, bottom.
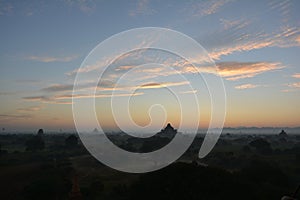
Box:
(0, 0, 300, 132)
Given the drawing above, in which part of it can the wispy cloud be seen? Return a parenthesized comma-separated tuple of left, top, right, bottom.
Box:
(216, 62, 284, 81)
(129, 0, 155, 16)
(74, 32, 286, 82)
(0, 92, 16, 96)
(56, 92, 144, 100)
(296, 35, 300, 45)
(97, 60, 284, 82)
(65, 57, 114, 76)
(190, 0, 233, 17)
(0, 114, 33, 122)
(130, 61, 284, 81)
(139, 81, 189, 89)
(29, 77, 191, 107)
(41, 84, 74, 92)
(283, 81, 300, 92)
(292, 73, 300, 78)
(220, 18, 250, 30)
(235, 84, 259, 90)
(17, 105, 42, 112)
(0, 1, 13, 16)
(287, 82, 300, 88)
(196, 2, 300, 60)
(64, 0, 96, 14)
(179, 90, 197, 94)
(22, 89, 145, 104)
(22, 95, 72, 105)
(269, 0, 292, 23)
(97, 81, 190, 92)
(207, 25, 300, 60)
(23, 96, 50, 102)
(26, 55, 78, 63)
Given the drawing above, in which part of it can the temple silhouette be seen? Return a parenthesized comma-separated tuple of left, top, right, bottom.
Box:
(160, 123, 177, 134)
(156, 123, 177, 138)
(279, 129, 288, 137)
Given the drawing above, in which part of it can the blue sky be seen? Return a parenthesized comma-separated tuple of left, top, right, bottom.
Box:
(0, 0, 300, 131)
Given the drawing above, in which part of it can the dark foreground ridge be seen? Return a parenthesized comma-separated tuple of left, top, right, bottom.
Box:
(0, 128, 300, 199)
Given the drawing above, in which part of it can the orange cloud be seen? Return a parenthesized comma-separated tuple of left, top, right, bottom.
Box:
(297, 35, 300, 45)
(208, 26, 300, 60)
(105, 61, 283, 82)
(139, 81, 189, 89)
(179, 90, 197, 94)
(209, 40, 273, 60)
(292, 73, 300, 78)
(26, 55, 77, 63)
(56, 92, 144, 100)
(216, 62, 283, 81)
(235, 84, 258, 90)
(115, 65, 136, 71)
(97, 81, 190, 92)
(22, 95, 72, 104)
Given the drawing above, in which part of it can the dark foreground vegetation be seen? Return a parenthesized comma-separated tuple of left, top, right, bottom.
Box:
(0, 130, 300, 200)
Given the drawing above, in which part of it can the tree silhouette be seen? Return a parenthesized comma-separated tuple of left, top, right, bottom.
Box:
(249, 138, 272, 154)
(65, 135, 78, 148)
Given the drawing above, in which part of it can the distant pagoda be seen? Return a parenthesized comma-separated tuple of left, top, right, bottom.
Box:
(279, 129, 288, 137)
(161, 123, 177, 134)
(157, 123, 177, 138)
(37, 128, 44, 137)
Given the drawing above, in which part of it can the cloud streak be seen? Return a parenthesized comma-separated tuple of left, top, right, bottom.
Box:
(64, 0, 96, 14)
(22, 95, 72, 104)
(179, 90, 197, 94)
(283, 81, 300, 92)
(26, 55, 78, 63)
(41, 84, 74, 92)
(216, 62, 284, 81)
(23, 96, 50, 102)
(189, 0, 232, 17)
(197, 4, 300, 61)
(287, 82, 300, 88)
(0, 114, 33, 122)
(207, 26, 300, 60)
(138, 81, 189, 89)
(235, 84, 259, 90)
(129, 0, 155, 16)
(17, 105, 42, 112)
(93, 59, 284, 83)
(292, 73, 300, 79)
(56, 92, 144, 100)
(128, 61, 283, 81)
(220, 18, 250, 30)
(22, 90, 145, 104)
